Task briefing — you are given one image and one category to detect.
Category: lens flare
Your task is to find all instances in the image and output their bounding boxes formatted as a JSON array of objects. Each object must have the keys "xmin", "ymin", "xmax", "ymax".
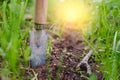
[{"xmin": 54, "ymin": 0, "xmax": 93, "ymax": 31}]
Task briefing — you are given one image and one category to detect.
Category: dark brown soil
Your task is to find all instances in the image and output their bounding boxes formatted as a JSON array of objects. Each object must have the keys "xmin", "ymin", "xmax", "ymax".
[{"xmin": 27, "ymin": 29, "xmax": 103, "ymax": 80}]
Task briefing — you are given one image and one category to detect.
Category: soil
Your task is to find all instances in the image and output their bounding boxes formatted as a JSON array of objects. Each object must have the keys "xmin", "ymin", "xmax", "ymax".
[{"xmin": 26, "ymin": 29, "xmax": 103, "ymax": 80}]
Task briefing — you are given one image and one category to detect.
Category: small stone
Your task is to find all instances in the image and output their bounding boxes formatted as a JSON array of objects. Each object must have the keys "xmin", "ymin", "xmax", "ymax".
[
  {"xmin": 63, "ymin": 65, "xmax": 66, "ymax": 68},
  {"xmin": 66, "ymin": 52, "xmax": 72, "ymax": 55},
  {"xmin": 53, "ymin": 63, "xmax": 57, "ymax": 66}
]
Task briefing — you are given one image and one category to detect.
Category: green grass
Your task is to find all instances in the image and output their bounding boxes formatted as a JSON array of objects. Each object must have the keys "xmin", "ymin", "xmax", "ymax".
[
  {"xmin": 111, "ymin": 31, "xmax": 120, "ymax": 80},
  {"xmin": 56, "ymin": 49, "xmax": 66, "ymax": 80},
  {"xmin": 46, "ymin": 36, "xmax": 53, "ymax": 80},
  {"xmin": 84, "ymin": 0, "xmax": 120, "ymax": 80},
  {"xmin": 0, "ymin": 0, "xmax": 29, "ymax": 79},
  {"xmin": 89, "ymin": 74, "xmax": 97, "ymax": 80}
]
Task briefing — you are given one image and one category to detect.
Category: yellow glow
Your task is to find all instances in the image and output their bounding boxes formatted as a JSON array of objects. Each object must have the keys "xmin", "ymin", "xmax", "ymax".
[
  {"xmin": 54, "ymin": 0, "xmax": 93, "ymax": 31},
  {"xmin": 65, "ymin": 9, "xmax": 77, "ymax": 22}
]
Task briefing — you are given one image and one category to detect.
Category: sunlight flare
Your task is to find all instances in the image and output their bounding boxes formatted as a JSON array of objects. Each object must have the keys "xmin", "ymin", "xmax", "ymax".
[{"xmin": 55, "ymin": 0, "xmax": 93, "ymax": 30}]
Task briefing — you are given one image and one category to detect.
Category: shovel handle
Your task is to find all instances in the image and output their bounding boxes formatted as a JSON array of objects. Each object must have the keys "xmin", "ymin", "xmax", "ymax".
[{"xmin": 34, "ymin": 0, "xmax": 48, "ymax": 24}]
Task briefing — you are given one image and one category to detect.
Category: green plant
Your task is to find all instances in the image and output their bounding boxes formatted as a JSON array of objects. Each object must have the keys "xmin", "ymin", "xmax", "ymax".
[
  {"xmin": 46, "ymin": 36, "xmax": 53, "ymax": 80},
  {"xmin": 0, "ymin": 0, "xmax": 28, "ymax": 79},
  {"xmin": 56, "ymin": 49, "xmax": 66, "ymax": 80},
  {"xmin": 84, "ymin": 0, "xmax": 120, "ymax": 79},
  {"xmin": 89, "ymin": 74, "xmax": 97, "ymax": 80},
  {"xmin": 111, "ymin": 31, "xmax": 120, "ymax": 80}
]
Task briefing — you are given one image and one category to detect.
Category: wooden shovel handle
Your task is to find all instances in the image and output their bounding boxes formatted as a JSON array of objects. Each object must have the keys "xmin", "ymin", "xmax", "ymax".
[{"xmin": 34, "ymin": 0, "xmax": 48, "ymax": 24}]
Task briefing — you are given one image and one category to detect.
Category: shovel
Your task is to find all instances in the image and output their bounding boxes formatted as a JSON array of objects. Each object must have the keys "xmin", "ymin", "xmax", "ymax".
[{"xmin": 30, "ymin": 0, "xmax": 48, "ymax": 68}]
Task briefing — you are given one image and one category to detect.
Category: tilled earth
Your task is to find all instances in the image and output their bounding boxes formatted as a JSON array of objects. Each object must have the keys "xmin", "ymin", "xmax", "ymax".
[{"xmin": 26, "ymin": 29, "xmax": 103, "ymax": 80}]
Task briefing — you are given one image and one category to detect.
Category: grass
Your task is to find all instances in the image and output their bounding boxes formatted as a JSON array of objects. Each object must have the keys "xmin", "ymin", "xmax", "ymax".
[
  {"xmin": 111, "ymin": 31, "xmax": 120, "ymax": 80},
  {"xmin": 56, "ymin": 49, "xmax": 66, "ymax": 80},
  {"xmin": 46, "ymin": 36, "xmax": 53, "ymax": 80},
  {"xmin": 84, "ymin": 0, "xmax": 120, "ymax": 80},
  {"xmin": 0, "ymin": 0, "xmax": 29, "ymax": 79},
  {"xmin": 89, "ymin": 74, "xmax": 97, "ymax": 80}
]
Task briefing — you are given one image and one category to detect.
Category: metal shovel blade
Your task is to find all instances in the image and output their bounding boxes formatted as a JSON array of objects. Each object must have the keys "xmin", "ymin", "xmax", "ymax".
[{"xmin": 30, "ymin": 30, "xmax": 48, "ymax": 68}]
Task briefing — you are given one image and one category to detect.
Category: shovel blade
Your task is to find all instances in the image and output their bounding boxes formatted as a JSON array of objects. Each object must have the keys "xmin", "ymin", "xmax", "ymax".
[{"xmin": 30, "ymin": 30, "xmax": 48, "ymax": 68}]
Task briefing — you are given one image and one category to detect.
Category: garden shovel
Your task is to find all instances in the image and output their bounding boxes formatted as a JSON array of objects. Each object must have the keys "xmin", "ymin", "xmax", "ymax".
[{"xmin": 30, "ymin": 0, "xmax": 48, "ymax": 68}]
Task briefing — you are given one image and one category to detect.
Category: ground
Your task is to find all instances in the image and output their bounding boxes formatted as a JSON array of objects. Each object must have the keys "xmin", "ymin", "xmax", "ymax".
[{"xmin": 25, "ymin": 29, "xmax": 103, "ymax": 80}]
